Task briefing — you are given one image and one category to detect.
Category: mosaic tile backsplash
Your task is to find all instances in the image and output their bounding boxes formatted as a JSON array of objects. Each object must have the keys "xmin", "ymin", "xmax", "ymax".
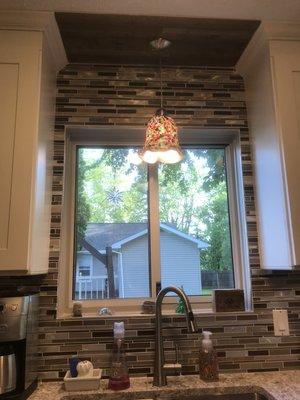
[{"xmin": 1, "ymin": 64, "xmax": 299, "ymax": 380}]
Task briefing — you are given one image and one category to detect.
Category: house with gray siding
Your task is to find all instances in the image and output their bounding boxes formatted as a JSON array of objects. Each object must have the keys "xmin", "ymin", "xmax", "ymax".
[{"xmin": 75, "ymin": 223, "xmax": 209, "ymax": 299}]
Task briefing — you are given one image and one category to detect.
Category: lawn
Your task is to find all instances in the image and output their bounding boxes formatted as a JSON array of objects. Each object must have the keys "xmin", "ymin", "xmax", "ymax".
[{"xmin": 201, "ymin": 288, "xmax": 213, "ymax": 296}]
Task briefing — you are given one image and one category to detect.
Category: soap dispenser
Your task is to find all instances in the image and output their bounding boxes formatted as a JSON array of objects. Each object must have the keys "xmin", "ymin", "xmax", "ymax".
[
  {"xmin": 199, "ymin": 331, "xmax": 219, "ymax": 381},
  {"xmin": 108, "ymin": 322, "xmax": 130, "ymax": 390}
]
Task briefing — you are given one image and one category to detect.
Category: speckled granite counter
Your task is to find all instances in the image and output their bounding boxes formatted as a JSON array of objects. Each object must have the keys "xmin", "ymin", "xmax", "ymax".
[{"xmin": 29, "ymin": 371, "xmax": 300, "ymax": 400}]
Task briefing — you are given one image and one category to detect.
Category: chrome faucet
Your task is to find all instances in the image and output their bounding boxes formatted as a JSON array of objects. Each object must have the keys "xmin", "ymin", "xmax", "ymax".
[{"xmin": 153, "ymin": 286, "xmax": 197, "ymax": 387}]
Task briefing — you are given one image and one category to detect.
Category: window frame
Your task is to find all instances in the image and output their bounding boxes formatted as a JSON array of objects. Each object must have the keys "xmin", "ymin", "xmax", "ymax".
[
  {"xmin": 57, "ymin": 126, "xmax": 251, "ymax": 317},
  {"xmin": 77, "ymin": 264, "xmax": 92, "ymax": 278}
]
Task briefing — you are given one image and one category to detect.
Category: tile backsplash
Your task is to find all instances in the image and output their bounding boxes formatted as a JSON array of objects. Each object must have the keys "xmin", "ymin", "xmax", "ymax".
[{"xmin": 1, "ymin": 64, "xmax": 299, "ymax": 380}]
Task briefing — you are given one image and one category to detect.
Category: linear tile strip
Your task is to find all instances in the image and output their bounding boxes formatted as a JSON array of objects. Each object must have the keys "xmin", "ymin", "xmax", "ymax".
[{"xmin": 1, "ymin": 64, "xmax": 299, "ymax": 380}]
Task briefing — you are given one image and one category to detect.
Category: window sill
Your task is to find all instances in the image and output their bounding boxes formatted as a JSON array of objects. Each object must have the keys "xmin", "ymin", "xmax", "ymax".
[{"xmin": 57, "ymin": 308, "xmax": 253, "ymax": 320}]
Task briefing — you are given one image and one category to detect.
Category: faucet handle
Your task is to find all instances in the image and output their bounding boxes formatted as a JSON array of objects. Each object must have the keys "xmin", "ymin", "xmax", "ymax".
[{"xmin": 162, "ymin": 344, "xmax": 182, "ymax": 374}]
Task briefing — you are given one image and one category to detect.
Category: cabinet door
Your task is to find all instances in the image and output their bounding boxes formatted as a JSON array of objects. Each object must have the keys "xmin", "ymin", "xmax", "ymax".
[
  {"xmin": 271, "ymin": 42, "xmax": 300, "ymax": 266},
  {"xmin": 0, "ymin": 31, "xmax": 41, "ymax": 271}
]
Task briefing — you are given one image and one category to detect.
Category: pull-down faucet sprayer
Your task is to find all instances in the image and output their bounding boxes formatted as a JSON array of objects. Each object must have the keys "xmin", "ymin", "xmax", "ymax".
[{"xmin": 153, "ymin": 286, "xmax": 197, "ymax": 387}]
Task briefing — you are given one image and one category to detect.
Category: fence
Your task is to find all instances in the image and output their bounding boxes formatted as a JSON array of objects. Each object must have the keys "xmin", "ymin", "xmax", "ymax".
[
  {"xmin": 201, "ymin": 270, "xmax": 234, "ymax": 289},
  {"xmin": 75, "ymin": 271, "xmax": 234, "ymax": 300}
]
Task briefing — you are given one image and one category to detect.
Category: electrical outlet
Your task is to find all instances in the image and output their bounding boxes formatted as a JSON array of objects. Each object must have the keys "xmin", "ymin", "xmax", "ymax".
[{"xmin": 273, "ymin": 309, "xmax": 290, "ymax": 336}]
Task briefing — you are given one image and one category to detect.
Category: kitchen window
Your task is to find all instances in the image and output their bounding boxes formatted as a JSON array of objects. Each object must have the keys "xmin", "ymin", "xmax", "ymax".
[{"xmin": 59, "ymin": 127, "xmax": 250, "ymax": 316}]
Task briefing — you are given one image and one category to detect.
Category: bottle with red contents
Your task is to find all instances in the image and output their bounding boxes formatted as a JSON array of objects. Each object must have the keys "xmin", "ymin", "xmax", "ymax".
[
  {"xmin": 199, "ymin": 331, "xmax": 219, "ymax": 382},
  {"xmin": 108, "ymin": 322, "xmax": 130, "ymax": 390}
]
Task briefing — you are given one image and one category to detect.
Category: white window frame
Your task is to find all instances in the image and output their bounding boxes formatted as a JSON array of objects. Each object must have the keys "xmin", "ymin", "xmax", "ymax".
[
  {"xmin": 77, "ymin": 263, "xmax": 92, "ymax": 279},
  {"xmin": 57, "ymin": 126, "xmax": 251, "ymax": 318}
]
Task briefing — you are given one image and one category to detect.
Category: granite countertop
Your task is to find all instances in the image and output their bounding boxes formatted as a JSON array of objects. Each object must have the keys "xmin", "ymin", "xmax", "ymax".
[{"xmin": 29, "ymin": 371, "xmax": 300, "ymax": 400}]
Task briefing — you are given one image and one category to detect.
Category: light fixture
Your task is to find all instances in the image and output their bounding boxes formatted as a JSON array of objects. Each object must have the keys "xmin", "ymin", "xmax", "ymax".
[{"xmin": 139, "ymin": 38, "xmax": 183, "ymax": 164}]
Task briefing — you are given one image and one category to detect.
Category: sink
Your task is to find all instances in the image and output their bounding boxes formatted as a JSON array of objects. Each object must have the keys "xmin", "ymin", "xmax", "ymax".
[
  {"xmin": 62, "ymin": 391, "xmax": 270, "ymax": 400},
  {"xmin": 62, "ymin": 390, "xmax": 271, "ymax": 400},
  {"xmin": 155, "ymin": 394, "xmax": 269, "ymax": 400}
]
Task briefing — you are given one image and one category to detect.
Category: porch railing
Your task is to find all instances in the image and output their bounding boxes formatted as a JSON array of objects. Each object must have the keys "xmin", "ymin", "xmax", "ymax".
[{"xmin": 75, "ymin": 275, "xmax": 118, "ymax": 300}]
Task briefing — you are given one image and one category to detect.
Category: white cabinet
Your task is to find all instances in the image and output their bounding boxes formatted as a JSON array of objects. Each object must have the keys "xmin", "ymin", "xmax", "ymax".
[
  {"xmin": 0, "ymin": 14, "xmax": 66, "ymax": 274},
  {"xmin": 237, "ymin": 22, "xmax": 300, "ymax": 269}
]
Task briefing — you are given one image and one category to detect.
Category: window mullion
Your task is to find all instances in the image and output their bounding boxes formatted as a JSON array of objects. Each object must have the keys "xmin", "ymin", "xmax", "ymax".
[
  {"xmin": 225, "ymin": 142, "xmax": 251, "ymax": 310},
  {"xmin": 148, "ymin": 164, "xmax": 161, "ymax": 299}
]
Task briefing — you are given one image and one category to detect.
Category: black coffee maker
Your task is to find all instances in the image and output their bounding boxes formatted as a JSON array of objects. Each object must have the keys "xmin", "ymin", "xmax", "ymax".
[{"xmin": 0, "ymin": 295, "xmax": 38, "ymax": 400}]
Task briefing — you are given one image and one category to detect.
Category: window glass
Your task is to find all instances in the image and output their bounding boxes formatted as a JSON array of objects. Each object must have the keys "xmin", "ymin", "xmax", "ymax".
[
  {"xmin": 74, "ymin": 147, "xmax": 150, "ymax": 300},
  {"xmin": 77, "ymin": 265, "xmax": 91, "ymax": 277},
  {"xmin": 73, "ymin": 145, "xmax": 235, "ymax": 302},
  {"xmin": 158, "ymin": 148, "xmax": 234, "ymax": 296}
]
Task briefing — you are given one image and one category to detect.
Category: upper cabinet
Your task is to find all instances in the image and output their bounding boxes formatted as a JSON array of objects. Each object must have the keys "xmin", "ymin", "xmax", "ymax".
[
  {"xmin": 0, "ymin": 12, "xmax": 67, "ymax": 274},
  {"xmin": 237, "ymin": 22, "xmax": 300, "ymax": 270}
]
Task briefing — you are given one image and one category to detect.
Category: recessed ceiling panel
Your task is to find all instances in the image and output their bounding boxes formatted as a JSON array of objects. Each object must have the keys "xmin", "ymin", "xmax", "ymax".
[{"xmin": 55, "ymin": 13, "xmax": 260, "ymax": 66}]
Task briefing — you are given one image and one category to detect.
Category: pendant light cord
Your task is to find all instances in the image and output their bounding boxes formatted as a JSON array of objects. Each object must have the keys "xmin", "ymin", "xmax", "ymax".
[{"xmin": 159, "ymin": 56, "xmax": 163, "ymax": 110}]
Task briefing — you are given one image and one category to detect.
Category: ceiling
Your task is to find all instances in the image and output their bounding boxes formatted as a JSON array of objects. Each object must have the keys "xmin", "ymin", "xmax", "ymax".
[
  {"xmin": 55, "ymin": 13, "xmax": 260, "ymax": 66},
  {"xmin": 1, "ymin": 0, "xmax": 300, "ymax": 22}
]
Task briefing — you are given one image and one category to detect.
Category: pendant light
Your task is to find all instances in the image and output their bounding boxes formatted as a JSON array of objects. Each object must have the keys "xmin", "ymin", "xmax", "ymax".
[{"xmin": 139, "ymin": 38, "xmax": 183, "ymax": 164}]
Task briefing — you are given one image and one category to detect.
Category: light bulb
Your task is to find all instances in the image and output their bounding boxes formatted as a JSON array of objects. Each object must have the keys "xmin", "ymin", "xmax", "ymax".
[
  {"xmin": 141, "ymin": 150, "xmax": 159, "ymax": 164},
  {"xmin": 158, "ymin": 149, "xmax": 183, "ymax": 164}
]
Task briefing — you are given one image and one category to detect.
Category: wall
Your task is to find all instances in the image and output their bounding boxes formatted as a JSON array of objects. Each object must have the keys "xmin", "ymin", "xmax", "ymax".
[
  {"xmin": 1, "ymin": 63, "xmax": 299, "ymax": 380},
  {"xmin": 159, "ymin": 230, "xmax": 202, "ymax": 294},
  {"xmin": 122, "ymin": 235, "xmax": 150, "ymax": 298}
]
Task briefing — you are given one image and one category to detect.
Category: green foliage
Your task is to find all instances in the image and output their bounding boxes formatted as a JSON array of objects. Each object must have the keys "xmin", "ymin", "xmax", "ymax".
[
  {"xmin": 81, "ymin": 148, "xmax": 148, "ymax": 223},
  {"xmin": 175, "ymin": 286, "xmax": 186, "ymax": 314},
  {"xmin": 158, "ymin": 150, "xmax": 201, "ymax": 233},
  {"xmin": 76, "ymin": 151, "xmax": 91, "ymax": 239},
  {"xmin": 199, "ymin": 182, "xmax": 233, "ymax": 271},
  {"xmin": 102, "ymin": 148, "xmax": 130, "ymax": 171},
  {"xmin": 202, "ymin": 149, "xmax": 226, "ymax": 191},
  {"xmin": 76, "ymin": 147, "xmax": 233, "ymax": 272}
]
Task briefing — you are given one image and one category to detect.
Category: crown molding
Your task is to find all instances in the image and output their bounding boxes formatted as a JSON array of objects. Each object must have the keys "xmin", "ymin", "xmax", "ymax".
[
  {"xmin": 0, "ymin": 11, "xmax": 67, "ymax": 71},
  {"xmin": 236, "ymin": 21, "xmax": 300, "ymax": 77}
]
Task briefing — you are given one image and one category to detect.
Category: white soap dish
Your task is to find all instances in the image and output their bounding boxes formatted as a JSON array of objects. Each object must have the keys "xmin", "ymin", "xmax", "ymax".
[{"xmin": 63, "ymin": 369, "xmax": 102, "ymax": 391}]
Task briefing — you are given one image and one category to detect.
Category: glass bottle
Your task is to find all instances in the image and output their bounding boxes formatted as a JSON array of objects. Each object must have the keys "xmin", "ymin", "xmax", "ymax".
[
  {"xmin": 108, "ymin": 322, "xmax": 130, "ymax": 390},
  {"xmin": 199, "ymin": 331, "xmax": 219, "ymax": 381}
]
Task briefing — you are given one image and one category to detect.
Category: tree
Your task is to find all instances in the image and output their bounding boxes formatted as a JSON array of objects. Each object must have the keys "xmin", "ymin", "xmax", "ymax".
[
  {"xmin": 76, "ymin": 147, "xmax": 233, "ymax": 273},
  {"xmin": 76, "ymin": 151, "xmax": 91, "ymax": 239},
  {"xmin": 199, "ymin": 182, "xmax": 233, "ymax": 271},
  {"xmin": 84, "ymin": 149, "xmax": 148, "ymax": 223},
  {"xmin": 201, "ymin": 149, "xmax": 226, "ymax": 191}
]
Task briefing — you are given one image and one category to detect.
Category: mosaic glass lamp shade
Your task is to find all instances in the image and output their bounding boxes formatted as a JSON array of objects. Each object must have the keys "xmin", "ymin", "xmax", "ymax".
[{"xmin": 139, "ymin": 109, "xmax": 183, "ymax": 164}]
